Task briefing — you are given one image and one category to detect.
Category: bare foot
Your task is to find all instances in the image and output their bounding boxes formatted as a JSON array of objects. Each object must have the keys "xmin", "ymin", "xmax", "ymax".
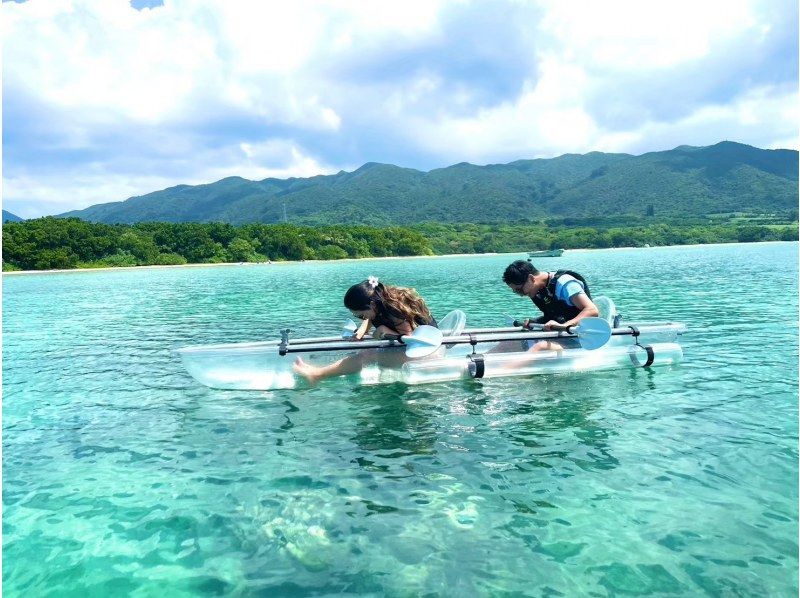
[{"xmin": 293, "ymin": 357, "xmax": 323, "ymax": 385}]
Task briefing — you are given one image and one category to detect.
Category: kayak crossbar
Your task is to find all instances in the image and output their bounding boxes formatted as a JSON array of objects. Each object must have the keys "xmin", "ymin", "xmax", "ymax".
[
  {"xmin": 278, "ymin": 338, "xmax": 405, "ymax": 354},
  {"xmin": 275, "ymin": 323, "xmax": 684, "ymax": 355}
]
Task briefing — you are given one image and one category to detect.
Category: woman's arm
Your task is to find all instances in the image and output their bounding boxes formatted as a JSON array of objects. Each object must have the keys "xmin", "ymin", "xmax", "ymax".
[
  {"xmin": 353, "ymin": 318, "xmax": 372, "ymax": 340},
  {"xmin": 373, "ymin": 319, "xmax": 414, "ymax": 338}
]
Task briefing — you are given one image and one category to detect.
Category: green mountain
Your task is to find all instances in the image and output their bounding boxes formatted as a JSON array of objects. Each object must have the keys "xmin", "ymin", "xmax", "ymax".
[
  {"xmin": 60, "ymin": 141, "xmax": 798, "ymax": 225},
  {"xmin": 2, "ymin": 210, "xmax": 23, "ymax": 223}
]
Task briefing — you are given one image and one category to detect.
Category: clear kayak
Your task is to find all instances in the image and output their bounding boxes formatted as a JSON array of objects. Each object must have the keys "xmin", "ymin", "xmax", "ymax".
[
  {"xmin": 175, "ymin": 310, "xmax": 467, "ymax": 390},
  {"xmin": 175, "ymin": 304, "xmax": 686, "ymax": 390}
]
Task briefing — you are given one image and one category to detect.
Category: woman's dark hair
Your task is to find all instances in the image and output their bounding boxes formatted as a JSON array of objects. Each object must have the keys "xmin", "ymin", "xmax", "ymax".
[
  {"xmin": 502, "ymin": 260, "xmax": 539, "ymax": 285},
  {"xmin": 343, "ymin": 281, "xmax": 375, "ymax": 311},
  {"xmin": 343, "ymin": 280, "xmax": 432, "ymax": 327}
]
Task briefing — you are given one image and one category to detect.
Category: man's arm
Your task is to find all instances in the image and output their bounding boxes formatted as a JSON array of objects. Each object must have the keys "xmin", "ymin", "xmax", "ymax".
[{"xmin": 542, "ymin": 291, "xmax": 599, "ymax": 330}]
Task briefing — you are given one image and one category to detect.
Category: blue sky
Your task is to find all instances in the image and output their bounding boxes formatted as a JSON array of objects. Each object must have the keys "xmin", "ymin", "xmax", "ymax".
[{"xmin": 3, "ymin": 0, "xmax": 798, "ymax": 218}]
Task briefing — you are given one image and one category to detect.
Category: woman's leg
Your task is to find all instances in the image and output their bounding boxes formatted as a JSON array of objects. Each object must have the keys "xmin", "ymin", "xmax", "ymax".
[
  {"xmin": 293, "ymin": 348, "xmax": 411, "ymax": 384},
  {"xmin": 293, "ymin": 352, "xmax": 368, "ymax": 384},
  {"xmin": 528, "ymin": 340, "xmax": 564, "ymax": 352}
]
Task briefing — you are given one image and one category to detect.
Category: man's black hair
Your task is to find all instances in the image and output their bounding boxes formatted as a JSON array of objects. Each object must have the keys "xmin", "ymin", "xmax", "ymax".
[{"xmin": 502, "ymin": 260, "xmax": 540, "ymax": 285}]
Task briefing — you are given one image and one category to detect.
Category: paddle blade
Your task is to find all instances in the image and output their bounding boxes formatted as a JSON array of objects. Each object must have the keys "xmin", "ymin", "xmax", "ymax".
[
  {"xmin": 404, "ymin": 325, "xmax": 444, "ymax": 358},
  {"xmin": 341, "ymin": 319, "xmax": 358, "ymax": 338},
  {"xmin": 574, "ymin": 317, "xmax": 612, "ymax": 350}
]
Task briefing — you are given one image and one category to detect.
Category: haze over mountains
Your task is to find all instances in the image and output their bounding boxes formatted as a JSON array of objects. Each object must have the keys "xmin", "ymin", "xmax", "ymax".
[{"xmin": 60, "ymin": 142, "xmax": 798, "ymax": 226}]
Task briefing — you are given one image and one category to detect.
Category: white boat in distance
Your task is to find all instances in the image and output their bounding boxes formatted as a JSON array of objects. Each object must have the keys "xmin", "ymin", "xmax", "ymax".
[{"xmin": 528, "ymin": 248, "xmax": 564, "ymax": 258}]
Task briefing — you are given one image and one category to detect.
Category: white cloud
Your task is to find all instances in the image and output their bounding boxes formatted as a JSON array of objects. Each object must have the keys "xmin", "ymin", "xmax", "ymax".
[
  {"xmin": 2, "ymin": 0, "xmax": 347, "ymax": 127},
  {"xmin": 408, "ymin": 76, "xmax": 798, "ymax": 164},
  {"xmin": 2, "ymin": 0, "xmax": 797, "ymax": 216},
  {"xmin": 592, "ymin": 85, "xmax": 800, "ymax": 153},
  {"xmin": 541, "ymin": 0, "xmax": 756, "ymax": 71},
  {"xmin": 411, "ymin": 97, "xmax": 597, "ymax": 162},
  {"xmin": 408, "ymin": 55, "xmax": 598, "ymax": 160},
  {"xmin": 3, "ymin": 172, "xmax": 181, "ymax": 217},
  {"xmin": 3, "ymin": 139, "xmax": 337, "ymax": 217},
  {"xmin": 397, "ymin": 0, "xmax": 797, "ymax": 163},
  {"xmin": 226, "ymin": 139, "xmax": 339, "ymax": 180}
]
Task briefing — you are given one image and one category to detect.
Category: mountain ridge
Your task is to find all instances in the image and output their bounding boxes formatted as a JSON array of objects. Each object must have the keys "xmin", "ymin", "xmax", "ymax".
[
  {"xmin": 60, "ymin": 141, "xmax": 798, "ymax": 225},
  {"xmin": 2, "ymin": 210, "xmax": 24, "ymax": 223}
]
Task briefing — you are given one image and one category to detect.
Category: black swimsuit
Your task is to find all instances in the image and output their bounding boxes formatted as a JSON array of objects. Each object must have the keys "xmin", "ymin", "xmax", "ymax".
[{"xmin": 372, "ymin": 311, "xmax": 437, "ymax": 333}]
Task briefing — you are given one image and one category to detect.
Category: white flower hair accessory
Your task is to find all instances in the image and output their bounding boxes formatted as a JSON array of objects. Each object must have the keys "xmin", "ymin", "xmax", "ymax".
[{"xmin": 367, "ymin": 276, "xmax": 379, "ymax": 289}]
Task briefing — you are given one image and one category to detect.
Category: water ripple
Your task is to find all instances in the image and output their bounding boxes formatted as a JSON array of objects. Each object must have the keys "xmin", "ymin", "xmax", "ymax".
[{"xmin": 3, "ymin": 242, "xmax": 798, "ymax": 596}]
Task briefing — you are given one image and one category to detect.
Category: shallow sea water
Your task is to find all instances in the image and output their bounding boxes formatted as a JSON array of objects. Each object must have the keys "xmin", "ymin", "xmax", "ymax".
[{"xmin": 3, "ymin": 242, "xmax": 798, "ymax": 596}]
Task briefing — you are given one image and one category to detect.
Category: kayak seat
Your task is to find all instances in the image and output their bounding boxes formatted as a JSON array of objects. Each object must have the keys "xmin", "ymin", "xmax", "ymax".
[
  {"xmin": 438, "ymin": 309, "xmax": 467, "ymax": 336},
  {"xmin": 593, "ymin": 296, "xmax": 618, "ymax": 326}
]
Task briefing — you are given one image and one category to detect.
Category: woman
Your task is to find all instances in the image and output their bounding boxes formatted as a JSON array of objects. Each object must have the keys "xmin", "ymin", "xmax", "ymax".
[{"xmin": 293, "ymin": 277, "xmax": 437, "ymax": 384}]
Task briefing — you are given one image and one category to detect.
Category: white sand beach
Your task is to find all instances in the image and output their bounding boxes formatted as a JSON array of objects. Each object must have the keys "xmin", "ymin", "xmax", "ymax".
[{"xmin": 1, "ymin": 252, "xmax": 503, "ymax": 276}]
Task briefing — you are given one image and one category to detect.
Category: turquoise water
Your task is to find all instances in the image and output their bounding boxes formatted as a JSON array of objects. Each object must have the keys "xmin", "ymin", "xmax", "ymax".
[{"xmin": 3, "ymin": 242, "xmax": 797, "ymax": 596}]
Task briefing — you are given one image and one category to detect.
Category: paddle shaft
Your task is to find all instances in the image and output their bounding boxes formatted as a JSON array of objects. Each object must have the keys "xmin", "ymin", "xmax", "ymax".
[
  {"xmin": 465, "ymin": 324, "xmax": 670, "ymax": 335},
  {"xmin": 512, "ymin": 319, "xmax": 593, "ymax": 334},
  {"xmin": 423, "ymin": 323, "xmax": 665, "ymax": 351},
  {"xmin": 513, "ymin": 319, "xmax": 546, "ymax": 331},
  {"xmin": 274, "ymin": 323, "xmax": 679, "ymax": 355},
  {"xmin": 277, "ymin": 329, "xmax": 577, "ymax": 355}
]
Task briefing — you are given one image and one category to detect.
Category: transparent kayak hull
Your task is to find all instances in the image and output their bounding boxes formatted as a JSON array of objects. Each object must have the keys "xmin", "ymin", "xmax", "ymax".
[
  {"xmin": 176, "ymin": 321, "xmax": 685, "ymax": 390},
  {"xmin": 177, "ymin": 345, "xmax": 362, "ymax": 390},
  {"xmin": 175, "ymin": 310, "xmax": 468, "ymax": 391},
  {"xmin": 399, "ymin": 342, "xmax": 683, "ymax": 385}
]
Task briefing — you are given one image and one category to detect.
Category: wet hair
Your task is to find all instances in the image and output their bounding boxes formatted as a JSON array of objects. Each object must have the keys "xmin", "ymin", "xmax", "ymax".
[
  {"xmin": 502, "ymin": 260, "xmax": 540, "ymax": 285},
  {"xmin": 343, "ymin": 280, "xmax": 432, "ymax": 328}
]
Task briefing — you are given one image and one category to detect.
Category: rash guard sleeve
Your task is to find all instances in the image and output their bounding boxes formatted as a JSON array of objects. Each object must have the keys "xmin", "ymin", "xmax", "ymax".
[{"xmin": 554, "ymin": 275, "xmax": 586, "ymax": 307}]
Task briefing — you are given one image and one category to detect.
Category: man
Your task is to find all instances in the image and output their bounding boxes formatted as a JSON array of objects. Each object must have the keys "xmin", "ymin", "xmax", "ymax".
[{"xmin": 502, "ymin": 260, "xmax": 599, "ymax": 351}]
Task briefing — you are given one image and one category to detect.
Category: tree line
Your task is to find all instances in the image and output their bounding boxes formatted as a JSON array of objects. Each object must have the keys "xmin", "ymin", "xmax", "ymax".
[
  {"xmin": 412, "ymin": 221, "xmax": 798, "ymax": 255},
  {"xmin": 1, "ymin": 218, "xmax": 432, "ymax": 270},
  {"xmin": 1, "ymin": 216, "xmax": 797, "ymax": 271}
]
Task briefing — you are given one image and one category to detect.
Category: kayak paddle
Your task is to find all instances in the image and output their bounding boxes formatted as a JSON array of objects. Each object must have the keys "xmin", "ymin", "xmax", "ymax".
[
  {"xmin": 342, "ymin": 319, "xmax": 358, "ymax": 338},
  {"xmin": 341, "ymin": 317, "xmax": 373, "ymax": 340},
  {"xmin": 512, "ymin": 316, "xmax": 612, "ymax": 350},
  {"xmin": 382, "ymin": 325, "xmax": 444, "ymax": 358}
]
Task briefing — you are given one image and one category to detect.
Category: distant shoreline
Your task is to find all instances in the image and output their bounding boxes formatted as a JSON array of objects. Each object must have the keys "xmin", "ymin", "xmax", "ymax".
[
  {"xmin": 2, "ymin": 240, "xmax": 795, "ymax": 276},
  {"xmin": 1, "ymin": 252, "xmax": 498, "ymax": 276}
]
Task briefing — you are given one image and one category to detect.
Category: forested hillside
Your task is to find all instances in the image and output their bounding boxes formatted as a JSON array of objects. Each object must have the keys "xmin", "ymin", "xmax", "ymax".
[{"xmin": 60, "ymin": 142, "xmax": 798, "ymax": 226}]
